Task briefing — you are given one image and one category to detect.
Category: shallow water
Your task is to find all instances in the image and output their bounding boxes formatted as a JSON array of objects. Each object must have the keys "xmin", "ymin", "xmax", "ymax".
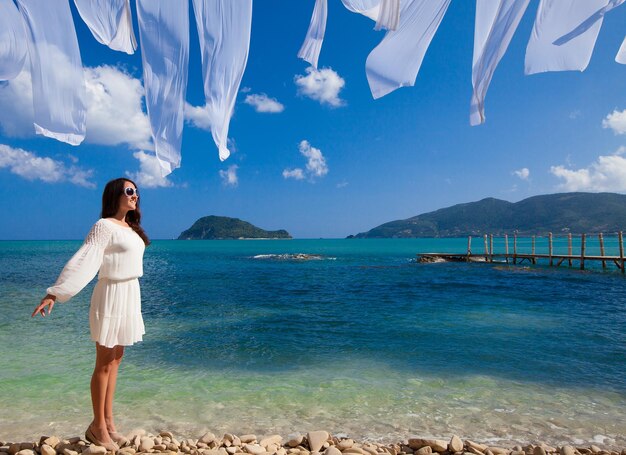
[{"xmin": 1, "ymin": 239, "xmax": 625, "ymax": 446}]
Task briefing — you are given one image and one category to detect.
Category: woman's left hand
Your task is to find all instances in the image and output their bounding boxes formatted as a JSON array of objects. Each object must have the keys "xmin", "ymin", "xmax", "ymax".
[{"xmin": 32, "ymin": 294, "xmax": 56, "ymax": 318}]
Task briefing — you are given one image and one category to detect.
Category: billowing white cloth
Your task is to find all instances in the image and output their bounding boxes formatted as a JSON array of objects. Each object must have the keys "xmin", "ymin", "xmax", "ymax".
[
  {"xmin": 136, "ymin": 0, "xmax": 189, "ymax": 175},
  {"xmin": 525, "ymin": 0, "xmax": 618, "ymax": 74},
  {"xmin": 0, "ymin": 0, "xmax": 27, "ymax": 81},
  {"xmin": 73, "ymin": 0, "xmax": 136, "ymax": 54},
  {"xmin": 366, "ymin": 0, "xmax": 451, "ymax": 100},
  {"xmin": 470, "ymin": 0, "xmax": 530, "ymax": 126},
  {"xmin": 298, "ymin": 0, "xmax": 327, "ymax": 69},
  {"xmin": 617, "ymin": 36, "xmax": 626, "ymax": 63},
  {"xmin": 342, "ymin": 0, "xmax": 400, "ymax": 31},
  {"xmin": 47, "ymin": 219, "xmax": 146, "ymax": 348},
  {"xmin": 191, "ymin": 0, "xmax": 252, "ymax": 162},
  {"xmin": 15, "ymin": 0, "xmax": 86, "ymax": 145}
]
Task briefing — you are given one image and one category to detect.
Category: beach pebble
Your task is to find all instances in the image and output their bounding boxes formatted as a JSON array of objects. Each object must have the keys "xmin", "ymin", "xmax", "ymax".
[
  {"xmin": 9, "ymin": 444, "xmax": 21, "ymax": 455},
  {"xmin": 449, "ymin": 437, "xmax": 464, "ymax": 454},
  {"xmin": 307, "ymin": 433, "xmax": 329, "ymax": 454},
  {"xmin": 560, "ymin": 447, "xmax": 575, "ymax": 455},
  {"xmin": 140, "ymin": 437, "xmax": 155, "ymax": 452},
  {"xmin": 154, "ymin": 444, "xmax": 168, "ymax": 451},
  {"xmin": 81, "ymin": 445, "xmax": 107, "ymax": 455},
  {"xmin": 40, "ymin": 445, "xmax": 56, "ymax": 455},
  {"xmin": 590, "ymin": 448, "xmax": 602, "ymax": 454},
  {"xmin": 534, "ymin": 448, "xmax": 546, "ymax": 455},
  {"xmin": 408, "ymin": 440, "xmax": 448, "ymax": 453},
  {"xmin": 288, "ymin": 437, "xmax": 304, "ymax": 449},
  {"xmin": 159, "ymin": 432, "xmax": 174, "ymax": 440},
  {"xmin": 489, "ymin": 448, "xmax": 509, "ymax": 455},
  {"xmin": 226, "ymin": 448, "xmax": 238, "ymax": 454},
  {"xmin": 62, "ymin": 449, "xmax": 78, "ymax": 455},
  {"xmin": 324, "ymin": 448, "xmax": 342, "ymax": 455},
  {"xmin": 244, "ymin": 444, "xmax": 265, "ymax": 455},
  {"xmin": 16, "ymin": 450, "xmax": 35, "ymax": 455},
  {"xmin": 19, "ymin": 444, "xmax": 35, "ymax": 451},
  {"xmin": 337, "ymin": 440, "xmax": 354, "ymax": 451},
  {"xmin": 416, "ymin": 447, "xmax": 432, "ymax": 455},
  {"xmin": 261, "ymin": 437, "xmax": 283, "ymax": 448},
  {"xmin": 466, "ymin": 442, "xmax": 488, "ymax": 453},
  {"xmin": 240, "ymin": 437, "xmax": 257, "ymax": 445},
  {"xmin": 342, "ymin": 449, "xmax": 365, "ymax": 455},
  {"xmin": 200, "ymin": 434, "xmax": 217, "ymax": 445}
]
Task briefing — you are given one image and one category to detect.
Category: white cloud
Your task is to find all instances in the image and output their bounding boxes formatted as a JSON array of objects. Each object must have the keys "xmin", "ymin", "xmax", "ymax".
[
  {"xmin": 300, "ymin": 140, "xmax": 328, "ymax": 178},
  {"xmin": 0, "ymin": 66, "xmax": 152, "ymax": 149},
  {"xmin": 513, "ymin": 167, "xmax": 530, "ymax": 180},
  {"xmin": 219, "ymin": 164, "xmax": 239, "ymax": 187},
  {"xmin": 550, "ymin": 149, "xmax": 626, "ymax": 192},
  {"xmin": 126, "ymin": 151, "xmax": 173, "ymax": 188},
  {"xmin": 295, "ymin": 67, "xmax": 346, "ymax": 107},
  {"xmin": 283, "ymin": 168, "xmax": 305, "ymax": 180},
  {"xmin": 83, "ymin": 66, "xmax": 152, "ymax": 149},
  {"xmin": 569, "ymin": 110, "xmax": 581, "ymax": 120},
  {"xmin": 603, "ymin": 109, "xmax": 626, "ymax": 135},
  {"xmin": 184, "ymin": 102, "xmax": 213, "ymax": 131},
  {"xmin": 0, "ymin": 144, "xmax": 95, "ymax": 187},
  {"xmin": 244, "ymin": 93, "xmax": 284, "ymax": 113},
  {"xmin": 336, "ymin": 181, "xmax": 348, "ymax": 188},
  {"xmin": 283, "ymin": 140, "xmax": 328, "ymax": 182}
]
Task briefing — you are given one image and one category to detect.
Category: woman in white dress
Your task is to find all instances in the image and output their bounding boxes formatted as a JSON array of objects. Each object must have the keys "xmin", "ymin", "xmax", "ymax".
[{"xmin": 32, "ymin": 178, "xmax": 150, "ymax": 452}]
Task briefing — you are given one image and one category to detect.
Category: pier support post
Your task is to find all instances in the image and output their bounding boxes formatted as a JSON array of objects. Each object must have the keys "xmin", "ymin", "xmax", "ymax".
[
  {"xmin": 531, "ymin": 235, "xmax": 536, "ymax": 264},
  {"xmin": 580, "ymin": 233, "xmax": 586, "ymax": 270},
  {"xmin": 617, "ymin": 231, "xmax": 626, "ymax": 274},
  {"xmin": 489, "ymin": 234, "xmax": 494, "ymax": 263},
  {"xmin": 504, "ymin": 234, "xmax": 509, "ymax": 263},
  {"xmin": 467, "ymin": 236, "xmax": 472, "ymax": 261},
  {"xmin": 513, "ymin": 234, "xmax": 517, "ymax": 264},
  {"xmin": 549, "ymin": 232, "xmax": 553, "ymax": 267},
  {"xmin": 568, "ymin": 233, "xmax": 573, "ymax": 267},
  {"xmin": 483, "ymin": 234, "xmax": 489, "ymax": 262},
  {"xmin": 599, "ymin": 233, "xmax": 606, "ymax": 270}
]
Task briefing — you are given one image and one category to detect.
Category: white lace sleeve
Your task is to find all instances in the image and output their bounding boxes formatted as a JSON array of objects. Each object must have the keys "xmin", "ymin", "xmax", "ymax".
[{"xmin": 46, "ymin": 220, "xmax": 113, "ymax": 303}]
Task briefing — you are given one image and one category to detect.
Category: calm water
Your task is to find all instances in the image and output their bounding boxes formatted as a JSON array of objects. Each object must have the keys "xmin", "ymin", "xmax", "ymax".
[{"xmin": 0, "ymin": 239, "xmax": 625, "ymax": 446}]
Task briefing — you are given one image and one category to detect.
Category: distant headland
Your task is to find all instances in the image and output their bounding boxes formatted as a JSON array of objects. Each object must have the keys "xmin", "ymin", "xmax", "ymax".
[
  {"xmin": 178, "ymin": 216, "xmax": 291, "ymax": 240},
  {"xmin": 350, "ymin": 192, "xmax": 626, "ymax": 238}
]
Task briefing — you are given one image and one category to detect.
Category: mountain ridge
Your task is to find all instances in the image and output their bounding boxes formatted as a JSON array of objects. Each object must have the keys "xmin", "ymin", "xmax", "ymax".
[{"xmin": 351, "ymin": 192, "xmax": 626, "ymax": 238}]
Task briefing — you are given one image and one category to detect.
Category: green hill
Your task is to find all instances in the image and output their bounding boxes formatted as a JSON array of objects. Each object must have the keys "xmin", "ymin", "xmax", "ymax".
[
  {"xmin": 351, "ymin": 192, "xmax": 626, "ymax": 238},
  {"xmin": 178, "ymin": 216, "xmax": 291, "ymax": 240}
]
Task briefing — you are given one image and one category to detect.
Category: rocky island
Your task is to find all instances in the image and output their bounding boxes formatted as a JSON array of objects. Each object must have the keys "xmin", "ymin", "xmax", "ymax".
[{"xmin": 178, "ymin": 216, "xmax": 291, "ymax": 240}]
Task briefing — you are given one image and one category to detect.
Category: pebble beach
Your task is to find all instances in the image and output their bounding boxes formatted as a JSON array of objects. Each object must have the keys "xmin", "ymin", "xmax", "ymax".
[{"xmin": 2, "ymin": 431, "xmax": 626, "ymax": 455}]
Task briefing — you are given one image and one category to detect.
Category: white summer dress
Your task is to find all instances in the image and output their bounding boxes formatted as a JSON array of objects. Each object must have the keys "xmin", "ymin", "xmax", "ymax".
[{"xmin": 47, "ymin": 218, "xmax": 146, "ymax": 348}]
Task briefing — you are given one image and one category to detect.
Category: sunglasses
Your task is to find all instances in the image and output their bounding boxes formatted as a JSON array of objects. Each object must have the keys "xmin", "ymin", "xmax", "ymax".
[{"xmin": 124, "ymin": 187, "xmax": 139, "ymax": 197}]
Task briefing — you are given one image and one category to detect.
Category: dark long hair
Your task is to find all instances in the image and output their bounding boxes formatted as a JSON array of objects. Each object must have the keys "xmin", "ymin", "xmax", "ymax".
[{"xmin": 101, "ymin": 177, "xmax": 150, "ymax": 246}]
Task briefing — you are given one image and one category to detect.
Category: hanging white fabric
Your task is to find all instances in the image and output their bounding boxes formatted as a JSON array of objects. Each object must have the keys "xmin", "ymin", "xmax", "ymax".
[
  {"xmin": 136, "ymin": 0, "xmax": 189, "ymax": 175},
  {"xmin": 470, "ymin": 0, "xmax": 530, "ymax": 126},
  {"xmin": 0, "ymin": 0, "xmax": 28, "ymax": 81},
  {"xmin": 191, "ymin": 0, "xmax": 252, "ymax": 162},
  {"xmin": 342, "ymin": 0, "xmax": 400, "ymax": 31},
  {"xmin": 525, "ymin": 0, "xmax": 618, "ymax": 74},
  {"xmin": 298, "ymin": 0, "xmax": 327, "ymax": 69},
  {"xmin": 15, "ymin": 0, "xmax": 86, "ymax": 145},
  {"xmin": 73, "ymin": 0, "xmax": 137, "ymax": 54},
  {"xmin": 366, "ymin": 0, "xmax": 451, "ymax": 100},
  {"xmin": 617, "ymin": 36, "xmax": 626, "ymax": 63}
]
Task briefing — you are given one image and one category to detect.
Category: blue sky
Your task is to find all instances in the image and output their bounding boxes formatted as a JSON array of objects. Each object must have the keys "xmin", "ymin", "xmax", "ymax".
[{"xmin": 1, "ymin": 1, "xmax": 626, "ymax": 239}]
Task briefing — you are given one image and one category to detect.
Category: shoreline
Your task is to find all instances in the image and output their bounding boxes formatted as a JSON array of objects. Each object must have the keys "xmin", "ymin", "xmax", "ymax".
[{"xmin": 2, "ymin": 431, "xmax": 625, "ymax": 455}]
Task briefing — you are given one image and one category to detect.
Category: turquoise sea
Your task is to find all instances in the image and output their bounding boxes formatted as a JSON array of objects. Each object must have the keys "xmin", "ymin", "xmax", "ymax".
[{"xmin": 1, "ymin": 238, "xmax": 625, "ymax": 446}]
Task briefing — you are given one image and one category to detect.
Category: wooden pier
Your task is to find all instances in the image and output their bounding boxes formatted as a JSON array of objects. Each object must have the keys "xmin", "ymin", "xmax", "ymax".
[{"xmin": 417, "ymin": 231, "xmax": 625, "ymax": 273}]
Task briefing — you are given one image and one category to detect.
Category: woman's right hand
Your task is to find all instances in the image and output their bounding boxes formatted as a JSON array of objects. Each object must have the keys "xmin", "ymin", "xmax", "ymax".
[{"xmin": 32, "ymin": 294, "xmax": 56, "ymax": 318}]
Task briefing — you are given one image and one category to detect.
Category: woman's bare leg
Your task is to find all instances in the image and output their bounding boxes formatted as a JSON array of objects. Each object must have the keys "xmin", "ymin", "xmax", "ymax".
[
  {"xmin": 90, "ymin": 343, "xmax": 118, "ymax": 445},
  {"xmin": 104, "ymin": 345, "xmax": 124, "ymax": 434}
]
